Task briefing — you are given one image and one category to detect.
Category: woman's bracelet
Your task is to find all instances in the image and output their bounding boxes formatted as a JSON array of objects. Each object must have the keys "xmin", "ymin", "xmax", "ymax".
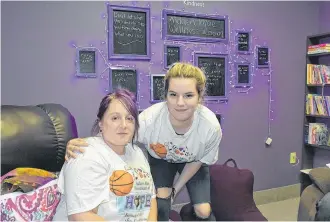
[{"xmin": 171, "ymin": 187, "xmax": 176, "ymax": 198}]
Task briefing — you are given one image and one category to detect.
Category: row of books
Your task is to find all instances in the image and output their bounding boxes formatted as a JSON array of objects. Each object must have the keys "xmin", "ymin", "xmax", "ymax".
[
  {"xmin": 304, "ymin": 123, "xmax": 329, "ymax": 145},
  {"xmin": 307, "ymin": 43, "xmax": 330, "ymax": 54},
  {"xmin": 306, "ymin": 94, "xmax": 330, "ymax": 116},
  {"xmin": 306, "ymin": 64, "xmax": 330, "ymax": 84}
]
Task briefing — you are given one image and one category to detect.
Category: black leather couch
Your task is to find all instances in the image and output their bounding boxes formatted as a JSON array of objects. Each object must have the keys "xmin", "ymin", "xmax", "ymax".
[{"xmin": 1, "ymin": 104, "xmax": 78, "ymax": 176}]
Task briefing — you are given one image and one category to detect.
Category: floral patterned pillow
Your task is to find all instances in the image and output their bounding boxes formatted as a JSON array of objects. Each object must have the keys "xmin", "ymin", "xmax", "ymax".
[{"xmin": 0, "ymin": 168, "xmax": 61, "ymax": 222}]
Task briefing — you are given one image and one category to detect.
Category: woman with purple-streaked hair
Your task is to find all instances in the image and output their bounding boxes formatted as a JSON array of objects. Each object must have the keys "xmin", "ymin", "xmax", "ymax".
[{"xmin": 53, "ymin": 88, "xmax": 157, "ymax": 221}]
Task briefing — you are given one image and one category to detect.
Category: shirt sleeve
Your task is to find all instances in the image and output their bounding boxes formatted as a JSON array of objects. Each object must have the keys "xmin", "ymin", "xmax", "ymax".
[
  {"xmin": 136, "ymin": 110, "xmax": 148, "ymax": 145},
  {"xmin": 200, "ymin": 125, "xmax": 222, "ymax": 165},
  {"xmin": 63, "ymin": 153, "xmax": 109, "ymax": 215}
]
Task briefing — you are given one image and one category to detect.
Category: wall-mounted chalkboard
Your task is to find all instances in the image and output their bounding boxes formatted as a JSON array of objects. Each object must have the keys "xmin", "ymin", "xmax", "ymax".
[
  {"xmin": 76, "ymin": 49, "xmax": 97, "ymax": 78},
  {"xmin": 235, "ymin": 63, "xmax": 251, "ymax": 87},
  {"xmin": 108, "ymin": 5, "xmax": 150, "ymax": 60},
  {"xmin": 109, "ymin": 68, "xmax": 138, "ymax": 97},
  {"xmin": 194, "ymin": 53, "xmax": 228, "ymax": 100},
  {"xmin": 162, "ymin": 9, "xmax": 228, "ymax": 43},
  {"xmin": 256, "ymin": 46, "xmax": 269, "ymax": 68},
  {"xmin": 164, "ymin": 45, "xmax": 180, "ymax": 69},
  {"xmin": 235, "ymin": 31, "xmax": 251, "ymax": 54},
  {"xmin": 150, "ymin": 74, "xmax": 165, "ymax": 102}
]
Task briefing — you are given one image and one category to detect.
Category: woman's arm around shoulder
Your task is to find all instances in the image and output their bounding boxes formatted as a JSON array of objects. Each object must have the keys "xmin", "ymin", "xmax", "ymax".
[{"xmin": 69, "ymin": 207, "xmax": 105, "ymax": 221}]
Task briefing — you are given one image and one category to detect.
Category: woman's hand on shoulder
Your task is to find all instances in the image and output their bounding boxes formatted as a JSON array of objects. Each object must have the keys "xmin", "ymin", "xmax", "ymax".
[{"xmin": 65, "ymin": 138, "xmax": 89, "ymax": 161}]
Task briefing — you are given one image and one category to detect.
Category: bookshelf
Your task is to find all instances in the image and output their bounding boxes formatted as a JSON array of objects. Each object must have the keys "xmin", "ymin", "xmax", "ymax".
[{"xmin": 301, "ymin": 32, "xmax": 330, "ymax": 193}]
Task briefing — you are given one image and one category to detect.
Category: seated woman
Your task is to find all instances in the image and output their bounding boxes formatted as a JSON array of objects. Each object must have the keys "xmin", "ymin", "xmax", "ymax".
[{"xmin": 53, "ymin": 89, "xmax": 157, "ymax": 221}]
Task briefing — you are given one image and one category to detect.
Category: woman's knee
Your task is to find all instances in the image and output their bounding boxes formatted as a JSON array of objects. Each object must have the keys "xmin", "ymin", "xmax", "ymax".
[
  {"xmin": 193, "ymin": 203, "xmax": 212, "ymax": 218},
  {"xmin": 156, "ymin": 187, "xmax": 172, "ymax": 199}
]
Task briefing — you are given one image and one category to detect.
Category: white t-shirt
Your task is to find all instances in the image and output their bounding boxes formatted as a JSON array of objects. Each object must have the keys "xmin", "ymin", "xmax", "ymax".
[
  {"xmin": 138, "ymin": 102, "xmax": 222, "ymax": 164},
  {"xmin": 53, "ymin": 136, "xmax": 155, "ymax": 222}
]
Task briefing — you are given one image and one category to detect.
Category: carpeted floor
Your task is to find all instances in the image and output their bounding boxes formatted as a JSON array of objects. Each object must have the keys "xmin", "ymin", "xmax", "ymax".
[
  {"xmin": 172, "ymin": 197, "xmax": 300, "ymax": 221},
  {"xmin": 257, "ymin": 197, "xmax": 300, "ymax": 221}
]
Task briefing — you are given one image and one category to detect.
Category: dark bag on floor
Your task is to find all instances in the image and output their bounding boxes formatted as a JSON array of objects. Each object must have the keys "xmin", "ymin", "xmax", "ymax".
[
  {"xmin": 209, "ymin": 158, "xmax": 267, "ymax": 221},
  {"xmin": 180, "ymin": 159, "xmax": 267, "ymax": 221}
]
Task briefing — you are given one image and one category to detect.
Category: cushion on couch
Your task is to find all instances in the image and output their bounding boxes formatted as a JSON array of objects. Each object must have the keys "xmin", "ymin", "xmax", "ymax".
[
  {"xmin": 0, "ymin": 179, "xmax": 61, "ymax": 221},
  {"xmin": 297, "ymin": 184, "xmax": 324, "ymax": 221},
  {"xmin": 1, "ymin": 167, "xmax": 58, "ymax": 195},
  {"xmin": 309, "ymin": 167, "xmax": 330, "ymax": 194}
]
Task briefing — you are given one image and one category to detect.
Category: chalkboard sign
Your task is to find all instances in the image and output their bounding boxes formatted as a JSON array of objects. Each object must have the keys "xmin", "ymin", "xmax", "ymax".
[
  {"xmin": 76, "ymin": 49, "xmax": 97, "ymax": 77},
  {"xmin": 237, "ymin": 64, "xmax": 250, "ymax": 85},
  {"xmin": 110, "ymin": 68, "xmax": 138, "ymax": 96},
  {"xmin": 163, "ymin": 9, "xmax": 228, "ymax": 43},
  {"xmin": 257, "ymin": 47, "xmax": 269, "ymax": 68},
  {"xmin": 108, "ymin": 5, "xmax": 150, "ymax": 60},
  {"xmin": 151, "ymin": 74, "xmax": 165, "ymax": 102},
  {"xmin": 195, "ymin": 54, "xmax": 227, "ymax": 100},
  {"xmin": 165, "ymin": 45, "xmax": 180, "ymax": 69},
  {"xmin": 236, "ymin": 32, "xmax": 250, "ymax": 53}
]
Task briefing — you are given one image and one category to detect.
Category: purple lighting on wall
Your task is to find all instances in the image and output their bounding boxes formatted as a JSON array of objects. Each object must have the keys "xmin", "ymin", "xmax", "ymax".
[{"xmin": 69, "ymin": 0, "xmax": 275, "ymax": 139}]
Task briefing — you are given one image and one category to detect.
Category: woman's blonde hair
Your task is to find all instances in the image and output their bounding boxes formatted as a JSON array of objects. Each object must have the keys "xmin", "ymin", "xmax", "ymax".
[{"xmin": 164, "ymin": 62, "xmax": 206, "ymax": 100}]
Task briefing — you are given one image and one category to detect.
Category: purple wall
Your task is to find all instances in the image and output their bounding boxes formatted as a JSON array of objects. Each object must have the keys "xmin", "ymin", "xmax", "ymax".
[
  {"xmin": 1, "ymin": 1, "xmax": 326, "ymax": 204},
  {"xmin": 319, "ymin": 1, "xmax": 330, "ymax": 33}
]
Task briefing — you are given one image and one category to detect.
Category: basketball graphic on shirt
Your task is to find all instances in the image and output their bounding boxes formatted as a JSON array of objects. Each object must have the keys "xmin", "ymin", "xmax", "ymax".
[
  {"xmin": 109, "ymin": 170, "xmax": 134, "ymax": 196},
  {"xmin": 150, "ymin": 143, "xmax": 167, "ymax": 158}
]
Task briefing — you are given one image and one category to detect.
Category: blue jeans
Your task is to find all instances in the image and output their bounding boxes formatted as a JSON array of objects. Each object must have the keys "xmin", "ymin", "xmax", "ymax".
[
  {"xmin": 148, "ymin": 154, "xmax": 212, "ymax": 221},
  {"xmin": 315, "ymin": 192, "xmax": 330, "ymax": 221}
]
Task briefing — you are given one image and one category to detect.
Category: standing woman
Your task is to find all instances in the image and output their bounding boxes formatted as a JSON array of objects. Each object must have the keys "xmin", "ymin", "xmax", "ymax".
[{"xmin": 66, "ymin": 62, "xmax": 222, "ymax": 221}]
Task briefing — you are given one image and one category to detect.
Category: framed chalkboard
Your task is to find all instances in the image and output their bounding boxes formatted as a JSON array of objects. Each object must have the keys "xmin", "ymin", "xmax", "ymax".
[
  {"xmin": 76, "ymin": 48, "xmax": 97, "ymax": 78},
  {"xmin": 235, "ymin": 30, "xmax": 252, "ymax": 54},
  {"xmin": 194, "ymin": 53, "xmax": 228, "ymax": 101},
  {"xmin": 109, "ymin": 68, "xmax": 138, "ymax": 97},
  {"xmin": 162, "ymin": 9, "xmax": 228, "ymax": 43},
  {"xmin": 108, "ymin": 5, "xmax": 150, "ymax": 60},
  {"xmin": 256, "ymin": 46, "xmax": 269, "ymax": 68},
  {"xmin": 164, "ymin": 45, "xmax": 181, "ymax": 69},
  {"xmin": 235, "ymin": 63, "xmax": 251, "ymax": 87},
  {"xmin": 150, "ymin": 74, "xmax": 165, "ymax": 103}
]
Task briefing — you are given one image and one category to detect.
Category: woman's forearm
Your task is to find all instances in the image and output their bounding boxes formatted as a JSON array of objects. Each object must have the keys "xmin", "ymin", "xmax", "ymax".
[
  {"xmin": 173, "ymin": 161, "xmax": 203, "ymax": 194},
  {"xmin": 69, "ymin": 211, "xmax": 105, "ymax": 221},
  {"xmin": 148, "ymin": 198, "xmax": 158, "ymax": 221}
]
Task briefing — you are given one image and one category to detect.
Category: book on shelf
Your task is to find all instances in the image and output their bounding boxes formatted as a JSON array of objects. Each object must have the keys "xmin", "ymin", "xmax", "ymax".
[
  {"xmin": 306, "ymin": 94, "xmax": 330, "ymax": 116},
  {"xmin": 306, "ymin": 64, "xmax": 330, "ymax": 84},
  {"xmin": 304, "ymin": 123, "xmax": 329, "ymax": 145},
  {"xmin": 307, "ymin": 43, "xmax": 330, "ymax": 54}
]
